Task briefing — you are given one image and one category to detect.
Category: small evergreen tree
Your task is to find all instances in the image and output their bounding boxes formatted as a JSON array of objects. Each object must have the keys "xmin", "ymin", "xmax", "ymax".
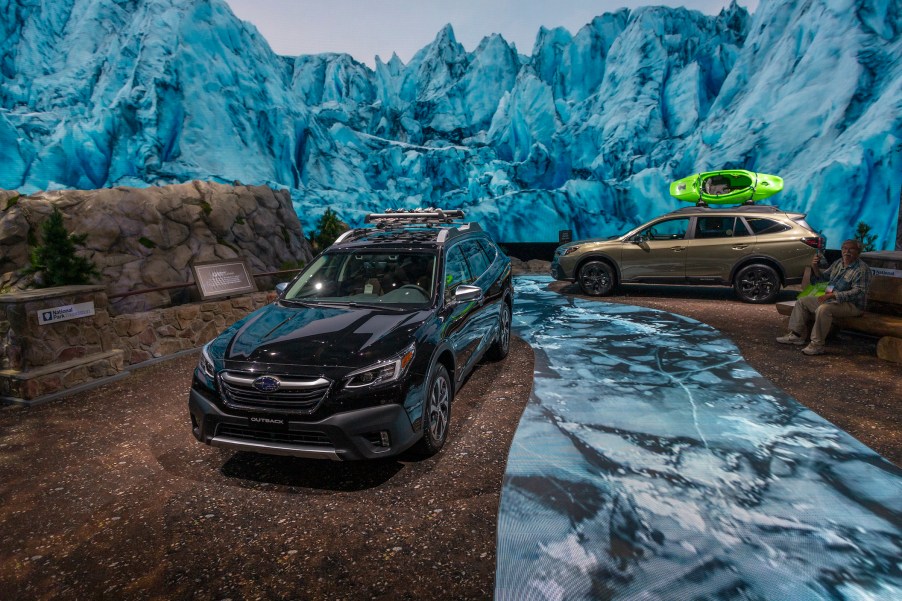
[
  {"xmin": 25, "ymin": 208, "xmax": 98, "ymax": 287},
  {"xmin": 309, "ymin": 208, "xmax": 348, "ymax": 253},
  {"xmin": 854, "ymin": 221, "xmax": 878, "ymax": 253}
]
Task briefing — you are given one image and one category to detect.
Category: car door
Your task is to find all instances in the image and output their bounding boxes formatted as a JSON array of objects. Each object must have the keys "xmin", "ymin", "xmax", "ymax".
[
  {"xmin": 459, "ymin": 239, "xmax": 499, "ymax": 363},
  {"xmin": 441, "ymin": 244, "xmax": 483, "ymax": 380},
  {"xmin": 685, "ymin": 215, "xmax": 755, "ymax": 282},
  {"xmin": 619, "ymin": 217, "xmax": 690, "ymax": 282}
]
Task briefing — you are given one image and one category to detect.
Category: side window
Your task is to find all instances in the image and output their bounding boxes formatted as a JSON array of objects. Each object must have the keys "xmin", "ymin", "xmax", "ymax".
[
  {"xmin": 460, "ymin": 240, "xmax": 490, "ymax": 279},
  {"xmin": 731, "ymin": 218, "xmax": 752, "ymax": 237},
  {"xmin": 444, "ymin": 246, "xmax": 472, "ymax": 300},
  {"xmin": 746, "ymin": 218, "xmax": 791, "ymax": 235},
  {"xmin": 643, "ymin": 218, "xmax": 690, "ymax": 240},
  {"xmin": 477, "ymin": 238, "xmax": 499, "ymax": 263},
  {"xmin": 694, "ymin": 216, "xmax": 745, "ymax": 239}
]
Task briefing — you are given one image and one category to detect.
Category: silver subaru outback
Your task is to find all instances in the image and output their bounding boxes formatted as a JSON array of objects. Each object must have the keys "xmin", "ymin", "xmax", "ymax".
[{"xmin": 551, "ymin": 205, "xmax": 824, "ymax": 303}]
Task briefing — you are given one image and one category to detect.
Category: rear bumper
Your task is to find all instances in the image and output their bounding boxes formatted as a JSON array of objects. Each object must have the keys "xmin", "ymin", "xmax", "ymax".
[{"xmin": 188, "ymin": 385, "xmax": 420, "ymax": 461}]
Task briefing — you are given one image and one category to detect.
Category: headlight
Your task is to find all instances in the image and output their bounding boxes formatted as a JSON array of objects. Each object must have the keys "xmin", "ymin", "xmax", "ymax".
[
  {"xmin": 345, "ymin": 345, "xmax": 415, "ymax": 389},
  {"xmin": 198, "ymin": 343, "xmax": 215, "ymax": 378},
  {"xmin": 562, "ymin": 245, "xmax": 581, "ymax": 256}
]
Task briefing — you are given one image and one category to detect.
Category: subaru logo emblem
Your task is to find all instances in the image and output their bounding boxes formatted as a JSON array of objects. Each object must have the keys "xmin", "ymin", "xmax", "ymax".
[{"xmin": 253, "ymin": 376, "xmax": 281, "ymax": 393}]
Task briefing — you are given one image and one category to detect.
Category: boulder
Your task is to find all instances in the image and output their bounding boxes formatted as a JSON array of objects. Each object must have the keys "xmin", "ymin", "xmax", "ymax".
[{"xmin": 0, "ymin": 182, "xmax": 314, "ymax": 310}]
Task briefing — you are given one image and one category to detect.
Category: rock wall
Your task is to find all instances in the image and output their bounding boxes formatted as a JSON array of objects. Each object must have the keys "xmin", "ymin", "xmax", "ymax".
[
  {"xmin": 0, "ymin": 182, "xmax": 313, "ymax": 312},
  {"xmin": 112, "ymin": 292, "xmax": 274, "ymax": 366},
  {"xmin": 0, "ymin": 284, "xmax": 275, "ymax": 402}
]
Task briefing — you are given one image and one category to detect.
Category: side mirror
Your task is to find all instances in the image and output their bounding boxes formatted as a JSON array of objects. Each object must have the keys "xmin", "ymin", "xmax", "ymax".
[
  {"xmin": 454, "ymin": 285, "xmax": 483, "ymax": 304},
  {"xmin": 631, "ymin": 235, "xmax": 646, "ymax": 244},
  {"xmin": 275, "ymin": 282, "xmax": 288, "ymax": 294}
]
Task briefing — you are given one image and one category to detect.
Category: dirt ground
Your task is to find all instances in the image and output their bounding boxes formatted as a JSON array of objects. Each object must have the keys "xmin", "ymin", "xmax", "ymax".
[
  {"xmin": 0, "ymin": 340, "xmax": 533, "ymax": 601},
  {"xmin": 0, "ymin": 280, "xmax": 898, "ymax": 600}
]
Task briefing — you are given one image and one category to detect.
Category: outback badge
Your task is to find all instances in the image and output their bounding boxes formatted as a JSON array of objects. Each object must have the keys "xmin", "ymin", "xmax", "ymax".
[{"xmin": 252, "ymin": 375, "xmax": 281, "ymax": 393}]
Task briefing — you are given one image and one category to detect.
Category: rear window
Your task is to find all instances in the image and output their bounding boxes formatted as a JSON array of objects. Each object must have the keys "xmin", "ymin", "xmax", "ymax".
[
  {"xmin": 791, "ymin": 217, "xmax": 816, "ymax": 232},
  {"xmin": 745, "ymin": 218, "xmax": 791, "ymax": 235}
]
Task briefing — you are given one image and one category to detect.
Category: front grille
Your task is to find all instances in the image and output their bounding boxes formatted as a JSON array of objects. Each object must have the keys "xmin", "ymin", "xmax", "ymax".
[
  {"xmin": 219, "ymin": 371, "xmax": 331, "ymax": 413},
  {"xmin": 216, "ymin": 424, "xmax": 332, "ymax": 447}
]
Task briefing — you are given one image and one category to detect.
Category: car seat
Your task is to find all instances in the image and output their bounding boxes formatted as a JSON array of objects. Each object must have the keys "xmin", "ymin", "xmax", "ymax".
[{"xmin": 363, "ymin": 278, "xmax": 382, "ymax": 295}]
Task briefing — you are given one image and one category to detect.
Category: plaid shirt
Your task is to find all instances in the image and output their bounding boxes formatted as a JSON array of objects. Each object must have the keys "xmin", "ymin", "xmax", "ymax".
[{"xmin": 813, "ymin": 258, "xmax": 872, "ymax": 310}]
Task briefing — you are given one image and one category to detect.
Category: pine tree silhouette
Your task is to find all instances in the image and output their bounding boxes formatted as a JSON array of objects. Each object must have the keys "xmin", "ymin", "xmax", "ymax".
[
  {"xmin": 310, "ymin": 208, "xmax": 348, "ymax": 252},
  {"xmin": 854, "ymin": 221, "xmax": 878, "ymax": 253},
  {"xmin": 25, "ymin": 208, "xmax": 98, "ymax": 287}
]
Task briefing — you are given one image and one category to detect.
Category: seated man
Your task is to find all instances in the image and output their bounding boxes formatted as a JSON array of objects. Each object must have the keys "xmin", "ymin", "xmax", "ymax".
[{"xmin": 776, "ymin": 239, "xmax": 872, "ymax": 355}]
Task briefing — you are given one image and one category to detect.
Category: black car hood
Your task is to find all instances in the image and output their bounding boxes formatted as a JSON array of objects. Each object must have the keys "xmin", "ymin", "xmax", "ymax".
[{"xmin": 224, "ymin": 302, "xmax": 431, "ymax": 369}]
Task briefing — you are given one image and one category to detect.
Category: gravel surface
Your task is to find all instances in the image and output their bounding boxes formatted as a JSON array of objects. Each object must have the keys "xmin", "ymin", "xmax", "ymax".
[
  {"xmin": 0, "ymin": 339, "xmax": 533, "ymax": 600},
  {"xmin": 1, "ymin": 280, "xmax": 898, "ymax": 600}
]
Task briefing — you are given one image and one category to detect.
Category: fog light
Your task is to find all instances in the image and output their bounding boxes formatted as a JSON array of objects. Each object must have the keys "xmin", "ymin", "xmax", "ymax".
[{"xmin": 380, "ymin": 431, "xmax": 391, "ymax": 447}]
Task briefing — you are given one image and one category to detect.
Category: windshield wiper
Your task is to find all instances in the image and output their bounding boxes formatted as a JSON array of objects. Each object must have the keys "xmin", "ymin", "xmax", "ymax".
[
  {"xmin": 282, "ymin": 298, "xmax": 408, "ymax": 312},
  {"xmin": 279, "ymin": 298, "xmax": 317, "ymax": 307}
]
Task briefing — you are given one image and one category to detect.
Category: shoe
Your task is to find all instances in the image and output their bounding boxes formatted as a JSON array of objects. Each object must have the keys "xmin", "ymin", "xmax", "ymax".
[
  {"xmin": 776, "ymin": 332, "xmax": 806, "ymax": 346},
  {"xmin": 802, "ymin": 344, "xmax": 824, "ymax": 356}
]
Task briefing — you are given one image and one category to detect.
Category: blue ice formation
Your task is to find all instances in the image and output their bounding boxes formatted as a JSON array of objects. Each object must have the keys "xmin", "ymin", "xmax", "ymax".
[
  {"xmin": 498, "ymin": 277, "xmax": 902, "ymax": 600},
  {"xmin": 0, "ymin": 0, "xmax": 899, "ymax": 248}
]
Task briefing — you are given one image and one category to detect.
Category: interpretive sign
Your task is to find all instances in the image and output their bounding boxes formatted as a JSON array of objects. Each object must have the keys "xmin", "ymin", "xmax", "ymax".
[
  {"xmin": 559, "ymin": 229, "xmax": 573, "ymax": 244},
  {"xmin": 871, "ymin": 267, "xmax": 902, "ymax": 278},
  {"xmin": 191, "ymin": 260, "xmax": 257, "ymax": 300},
  {"xmin": 37, "ymin": 301, "xmax": 95, "ymax": 325}
]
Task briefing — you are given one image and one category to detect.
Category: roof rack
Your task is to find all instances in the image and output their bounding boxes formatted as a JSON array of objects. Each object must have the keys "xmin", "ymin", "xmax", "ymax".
[
  {"xmin": 364, "ymin": 208, "xmax": 466, "ymax": 228},
  {"xmin": 332, "ymin": 208, "xmax": 475, "ymax": 246},
  {"xmin": 669, "ymin": 205, "xmax": 786, "ymax": 215}
]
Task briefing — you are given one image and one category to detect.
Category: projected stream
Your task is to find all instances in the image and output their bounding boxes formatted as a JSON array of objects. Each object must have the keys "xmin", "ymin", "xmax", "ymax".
[{"xmin": 496, "ymin": 276, "xmax": 902, "ymax": 600}]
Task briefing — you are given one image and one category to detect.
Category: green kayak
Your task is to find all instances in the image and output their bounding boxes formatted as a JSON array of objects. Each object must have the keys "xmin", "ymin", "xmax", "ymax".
[{"xmin": 669, "ymin": 170, "xmax": 783, "ymax": 205}]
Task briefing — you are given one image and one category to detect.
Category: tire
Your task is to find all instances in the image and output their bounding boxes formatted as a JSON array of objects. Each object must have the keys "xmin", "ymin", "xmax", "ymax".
[
  {"xmin": 578, "ymin": 261, "xmax": 615, "ymax": 296},
  {"xmin": 486, "ymin": 301, "xmax": 512, "ymax": 361},
  {"xmin": 734, "ymin": 264, "xmax": 781, "ymax": 303},
  {"xmin": 414, "ymin": 364, "xmax": 453, "ymax": 457}
]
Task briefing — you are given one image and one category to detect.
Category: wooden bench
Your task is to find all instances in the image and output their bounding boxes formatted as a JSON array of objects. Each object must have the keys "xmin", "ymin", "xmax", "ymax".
[{"xmin": 776, "ymin": 253, "xmax": 902, "ymax": 363}]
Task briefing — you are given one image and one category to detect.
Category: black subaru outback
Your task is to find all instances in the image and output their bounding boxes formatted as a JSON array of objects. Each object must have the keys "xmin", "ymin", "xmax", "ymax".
[{"xmin": 188, "ymin": 209, "xmax": 513, "ymax": 460}]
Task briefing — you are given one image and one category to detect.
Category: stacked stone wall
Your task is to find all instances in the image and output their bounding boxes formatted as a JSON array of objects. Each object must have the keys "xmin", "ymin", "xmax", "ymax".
[
  {"xmin": 1, "ymin": 286, "xmax": 274, "ymax": 403},
  {"xmin": 111, "ymin": 293, "xmax": 272, "ymax": 365}
]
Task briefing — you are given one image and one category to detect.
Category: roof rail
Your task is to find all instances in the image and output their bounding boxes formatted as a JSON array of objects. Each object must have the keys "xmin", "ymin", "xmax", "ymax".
[
  {"xmin": 332, "ymin": 229, "xmax": 359, "ymax": 244},
  {"xmin": 365, "ymin": 208, "xmax": 465, "ymax": 228}
]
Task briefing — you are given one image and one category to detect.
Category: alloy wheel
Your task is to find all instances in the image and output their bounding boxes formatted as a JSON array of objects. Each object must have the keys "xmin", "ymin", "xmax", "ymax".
[
  {"xmin": 428, "ymin": 373, "xmax": 450, "ymax": 443},
  {"xmin": 499, "ymin": 303, "xmax": 511, "ymax": 353},
  {"xmin": 578, "ymin": 261, "xmax": 614, "ymax": 296},
  {"xmin": 737, "ymin": 265, "xmax": 779, "ymax": 303}
]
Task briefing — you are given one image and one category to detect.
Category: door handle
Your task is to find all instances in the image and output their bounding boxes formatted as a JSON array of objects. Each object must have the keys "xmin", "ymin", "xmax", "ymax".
[
  {"xmin": 732, "ymin": 244, "xmax": 749, "ymax": 250},
  {"xmin": 671, "ymin": 246, "xmax": 687, "ymax": 252}
]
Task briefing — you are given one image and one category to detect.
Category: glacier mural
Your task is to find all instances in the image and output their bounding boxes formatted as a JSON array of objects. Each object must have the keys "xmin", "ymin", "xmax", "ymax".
[{"xmin": 0, "ymin": 0, "xmax": 899, "ymax": 248}]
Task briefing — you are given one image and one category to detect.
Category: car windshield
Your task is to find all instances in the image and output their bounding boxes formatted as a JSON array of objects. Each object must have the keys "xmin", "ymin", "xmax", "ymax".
[{"xmin": 283, "ymin": 251, "xmax": 437, "ymax": 307}]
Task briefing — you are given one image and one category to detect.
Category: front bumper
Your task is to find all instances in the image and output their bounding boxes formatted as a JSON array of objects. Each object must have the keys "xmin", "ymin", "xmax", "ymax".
[
  {"xmin": 550, "ymin": 255, "xmax": 573, "ymax": 281},
  {"xmin": 189, "ymin": 384, "xmax": 420, "ymax": 461}
]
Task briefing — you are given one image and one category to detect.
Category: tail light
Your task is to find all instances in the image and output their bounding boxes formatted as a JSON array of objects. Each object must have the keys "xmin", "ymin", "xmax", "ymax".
[{"xmin": 801, "ymin": 236, "xmax": 824, "ymax": 250}]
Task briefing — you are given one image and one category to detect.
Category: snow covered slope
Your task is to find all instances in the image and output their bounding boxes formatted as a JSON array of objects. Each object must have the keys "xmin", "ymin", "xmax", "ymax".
[{"xmin": 1, "ymin": 0, "xmax": 899, "ymax": 247}]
